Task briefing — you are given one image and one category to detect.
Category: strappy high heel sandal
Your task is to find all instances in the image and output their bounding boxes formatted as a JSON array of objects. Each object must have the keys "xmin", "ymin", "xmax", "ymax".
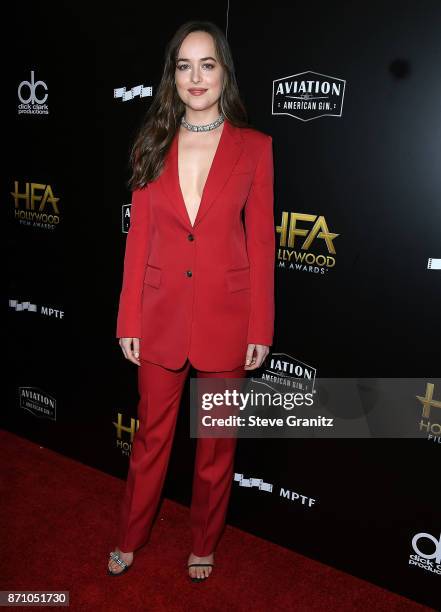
[
  {"xmin": 187, "ymin": 562, "xmax": 214, "ymax": 582},
  {"xmin": 107, "ymin": 550, "xmax": 133, "ymax": 576}
]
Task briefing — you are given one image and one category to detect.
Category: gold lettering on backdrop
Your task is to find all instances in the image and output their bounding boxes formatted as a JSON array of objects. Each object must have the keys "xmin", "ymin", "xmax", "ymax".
[
  {"xmin": 11, "ymin": 181, "xmax": 60, "ymax": 214},
  {"xmin": 416, "ymin": 383, "xmax": 441, "ymax": 420},
  {"xmin": 113, "ymin": 413, "xmax": 139, "ymax": 443},
  {"xmin": 276, "ymin": 212, "xmax": 339, "ymax": 253},
  {"xmin": 276, "ymin": 212, "xmax": 339, "ymax": 270},
  {"xmin": 278, "ymin": 249, "xmax": 336, "ymax": 267}
]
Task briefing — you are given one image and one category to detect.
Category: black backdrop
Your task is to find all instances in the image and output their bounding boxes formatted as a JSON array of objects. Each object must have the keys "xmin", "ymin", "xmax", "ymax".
[{"xmin": 5, "ymin": 1, "xmax": 440, "ymax": 608}]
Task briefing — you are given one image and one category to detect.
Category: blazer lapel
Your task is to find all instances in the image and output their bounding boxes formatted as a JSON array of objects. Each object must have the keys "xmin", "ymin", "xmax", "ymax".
[{"xmin": 159, "ymin": 118, "xmax": 244, "ymax": 228}]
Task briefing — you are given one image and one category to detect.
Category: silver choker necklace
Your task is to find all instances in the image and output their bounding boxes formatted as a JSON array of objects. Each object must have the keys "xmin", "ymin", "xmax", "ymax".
[{"xmin": 181, "ymin": 113, "xmax": 225, "ymax": 132}]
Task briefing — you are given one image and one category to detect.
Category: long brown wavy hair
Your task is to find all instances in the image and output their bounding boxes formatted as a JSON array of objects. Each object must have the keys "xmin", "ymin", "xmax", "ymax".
[{"xmin": 127, "ymin": 20, "xmax": 251, "ymax": 191}]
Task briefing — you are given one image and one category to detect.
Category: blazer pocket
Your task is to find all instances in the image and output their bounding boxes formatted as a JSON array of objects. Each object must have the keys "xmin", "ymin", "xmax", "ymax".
[
  {"xmin": 226, "ymin": 266, "xmax": 251, "ymax": 292},
  {"xmin": 144, "ymin": 264, "xmax": 162, "ymax": 288}
]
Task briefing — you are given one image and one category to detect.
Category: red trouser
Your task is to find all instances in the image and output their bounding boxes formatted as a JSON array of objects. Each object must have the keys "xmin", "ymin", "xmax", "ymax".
[{"xmin": 116, "ymin": 357, "xmax": 246, "ymax": 557}]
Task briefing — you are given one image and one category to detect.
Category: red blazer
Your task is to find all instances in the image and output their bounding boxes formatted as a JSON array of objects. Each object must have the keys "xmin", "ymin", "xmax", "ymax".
[{"xmin": 116, "ymin": 118, "xmax": 275, "ymax": 371}]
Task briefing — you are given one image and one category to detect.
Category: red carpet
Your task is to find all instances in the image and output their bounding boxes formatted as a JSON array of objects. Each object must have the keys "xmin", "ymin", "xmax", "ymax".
[{"xmin": 0, "ymin": 429, "xmax": 434, "ymax": 611}]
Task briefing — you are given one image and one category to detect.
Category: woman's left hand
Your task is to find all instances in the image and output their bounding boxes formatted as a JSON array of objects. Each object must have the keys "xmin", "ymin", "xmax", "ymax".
[{"xmin": 244, "ymin": 343, "xmax": 270, "ymax": 370}]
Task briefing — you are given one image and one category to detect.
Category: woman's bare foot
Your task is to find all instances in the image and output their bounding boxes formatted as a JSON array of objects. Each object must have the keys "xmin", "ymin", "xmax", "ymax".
[
  {"xmin": 108, "ymin": 547, "xmax": 134, "ymax": 574},
  {"xmin": 187, "ymin": 551, "xmax": 214, "ymax": 580}
]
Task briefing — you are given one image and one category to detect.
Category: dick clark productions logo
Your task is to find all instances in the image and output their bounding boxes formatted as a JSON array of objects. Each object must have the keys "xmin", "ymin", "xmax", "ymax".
[{"xmin": 17, "ymin": 70, "xmax": 49, "ymax": 115}]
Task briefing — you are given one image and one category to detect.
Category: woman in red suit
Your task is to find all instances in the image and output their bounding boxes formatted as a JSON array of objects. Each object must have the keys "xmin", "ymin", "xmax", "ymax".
[{"xmin": 107, "ymin": 19, "xmax": 275, "ymax": 582}]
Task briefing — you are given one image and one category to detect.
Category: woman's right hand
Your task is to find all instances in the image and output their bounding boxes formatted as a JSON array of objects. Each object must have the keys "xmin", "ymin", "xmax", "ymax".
[{"xmin": 119, "ymin": 338, "xmax": 141, "ymax": 366}]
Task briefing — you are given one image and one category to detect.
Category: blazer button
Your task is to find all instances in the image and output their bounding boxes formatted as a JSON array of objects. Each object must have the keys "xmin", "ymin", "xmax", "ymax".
[
  {"xmin": 186, "ymin": 270, "xmax": 192, "ymax": 277},
  {"xmin": 187, "ymin": 233, "xmax": 194, "ymax": 241}
]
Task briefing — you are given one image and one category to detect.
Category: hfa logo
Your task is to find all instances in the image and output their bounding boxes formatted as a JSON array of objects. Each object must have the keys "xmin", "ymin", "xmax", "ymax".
[
  {"xmin": 11, "ymin": 181, "xmax": 61, "ymax": 229},
  {"xmin": 409, "ymin": 530, "xmax": 441, "ymax": 576},
  {"xmin": 276, "ymin": 212, "xmax": 339, "ymax": 274},
  {"xmin": 17, "ymin": 70, "xmax": 49, "ymax": 115},
  {"xmin": 416, "ymin": 382, "xmax": 441, "ymax": 443},
  {"xmin": 113, "ymin": 412, "xmax": 139, "ymax": 456},
  {"xmin": 272, "ymin": 70, "xmax": 346, "ymax": 121}
]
